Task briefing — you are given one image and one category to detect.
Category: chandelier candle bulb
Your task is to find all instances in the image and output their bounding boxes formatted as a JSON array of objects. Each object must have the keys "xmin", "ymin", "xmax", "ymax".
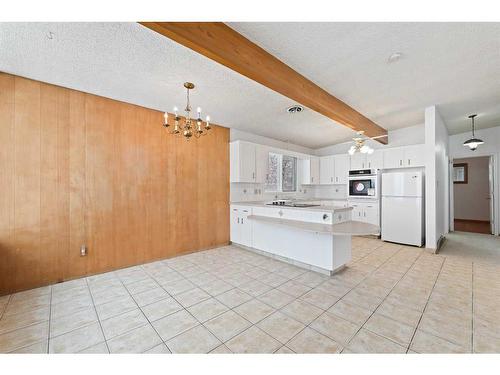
[
  {"xmin": 163, "ymin": 112, "xmax": 169, "ymax": 126},
  {"xmin": 167, "ymin": 82, "xmax": 212, "ymax": 139}
]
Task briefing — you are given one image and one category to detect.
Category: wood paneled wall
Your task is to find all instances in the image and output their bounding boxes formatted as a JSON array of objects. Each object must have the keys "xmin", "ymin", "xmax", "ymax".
[{"xmin": 0, "ymin": 73, "xmax": 230, "ymax": 295}]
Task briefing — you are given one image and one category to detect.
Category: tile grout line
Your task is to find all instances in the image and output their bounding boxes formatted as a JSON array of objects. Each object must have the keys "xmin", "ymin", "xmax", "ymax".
[
  {"xmin": 46, "ymin": 286, "xmax": 53, "ymax": 353},
  {"xmin": 114, "ymin": 268, "xmax": 174, "ymax": 353},
  {"xmin": 279, "ymin": 244, "xmax": 412, "ymax": 352},
  {"xmin": 340, "ymin": 248, "xmax": 426, "ymax": 352},
  {"xmin": 405, "ymin": 255, "xmax": 446, "ymax": 353},
  {"xmin": 0, "ymin": 294, "xmax": 13, "ymax": 321},
  {"xmin": 145, "ymin": 253, "xmax": 312, "ymax": 352},
  {"xmin": 85, "ymin": 277, "xmax": 112, "ymax": 354},
  {"xmin": 138, "ymin": 260, "xmax": 258, "ymax": 352}
]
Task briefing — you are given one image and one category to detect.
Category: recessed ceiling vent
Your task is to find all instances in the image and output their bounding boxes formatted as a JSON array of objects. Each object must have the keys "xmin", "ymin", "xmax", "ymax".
[{"xmin": 287, "ymin": 105, "xmax": 304, "ymax": 114}]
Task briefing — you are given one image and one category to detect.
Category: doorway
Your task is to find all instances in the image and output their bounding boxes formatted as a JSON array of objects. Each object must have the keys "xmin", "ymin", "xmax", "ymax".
[{"xmin": 452, "ymin": 156, "xmax": 494, "ymax": 234}]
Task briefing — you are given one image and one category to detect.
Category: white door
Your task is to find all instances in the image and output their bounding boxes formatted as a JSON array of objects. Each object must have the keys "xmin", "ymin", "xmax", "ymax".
[
  {"xmin": 383, "ymin": 148, "xmax": 405, "ymax": 169},
  {"xmin": 255, "ymin": 145, "xmax": 269, "ymax": 184},
  {"xmin": 239, "ymin": 142, "xmax": 256, "ymax": 182},
  {"xmin": 405, "ymin": 144, "xmax": 425, "ymax": 167},
  {"xmin": 230, "ymin": 207, "xmax": 240, "ymax": 243},
  {"xmin": 366, "ymin": 151, "xmax": 383, "ymax": 170},
  {"xmin": 239, "ymin": 208, "xmax": 252, "ymax": 247},
  {"xmin": 310, "ymin": 157, "xmax": 320, "ymax": 184},
  {"xmin": 382, "ymin": 196, "xmax": 423, "ymax": 246},
  {"xmin": 364, "ymin": 204, "xmax": 379, "ymax": 226},
  {"xmin": 382, "ymin": 172, "xmax": 422, "ymax": 197},
  {"xmin": 351, "ymin": 204, "xmax": 363, "ymax": 221},
  {"xmin": 489, "ymin": 156, "xmax": 495, "ymax": 234},
  {"xmin": 334, "ymin": 154, "xmax": 350, "ymax": 184},
  {"xmin": 350, "ymin": 153, "xmax": 366, "ymax": 170},
  {"xmin": 320, "ymin": 156, "xmax": 335, "ymax": 184}
]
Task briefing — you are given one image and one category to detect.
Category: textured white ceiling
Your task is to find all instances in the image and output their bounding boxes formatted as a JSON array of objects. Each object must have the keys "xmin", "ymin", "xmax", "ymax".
[
  {"xmin": 229, "ymin": 22, "xmax": 500, "ymax": 136},
  {"xmin": 1, "ymin": 23, "xmax": 499, "ymax": 149},
  {"xmin": 0, "ymin": 22, "xmax": 354, "ymax": 149}
]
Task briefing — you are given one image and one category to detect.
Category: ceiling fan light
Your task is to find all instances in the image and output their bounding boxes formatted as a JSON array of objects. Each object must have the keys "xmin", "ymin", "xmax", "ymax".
[
  {"xmin": 348, "ymin": 146, "xmax": 356, "ymax": 155},
  {"xmin": 367, "ymin": 148, "xmax": 374, "ymax": 154},
  {"xmin": 360, "ymin": 145, "xmax": 370, "ymax": 154}
]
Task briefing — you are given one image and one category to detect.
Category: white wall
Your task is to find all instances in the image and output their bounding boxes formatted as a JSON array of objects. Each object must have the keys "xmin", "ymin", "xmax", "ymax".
[
  {"xmin": 449, "ymin": 125, "xmax": 500, "ymax": 235},
  {"xmin": 425, "ymin": 106, "xmax": 450, "ymax": 250},
  {"xmin": 230, "ymin": 129, "xmax": 314, "ymax": 155},
  {"xmin": 453, "ymin": 156, "xmax": 491, "ymax": 221},
  {"xmin": 315, "ymin": 124, "xmax": 425, "ymax": 156}
]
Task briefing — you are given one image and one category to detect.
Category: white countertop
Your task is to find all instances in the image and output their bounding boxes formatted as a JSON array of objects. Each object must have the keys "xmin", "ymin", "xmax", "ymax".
[
  {"xmin": 247, "ymin": 215, "xmax": 380, "ymax": 236},
  {"xmin": 231, "ymin": 200, "xmax": 352, "ymax": 213}
]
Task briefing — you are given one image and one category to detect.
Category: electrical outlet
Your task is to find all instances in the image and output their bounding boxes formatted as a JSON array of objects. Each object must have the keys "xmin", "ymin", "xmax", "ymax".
[{"xmin": 80, "ymin": 245, "xmax": 87, "ymax": 257}]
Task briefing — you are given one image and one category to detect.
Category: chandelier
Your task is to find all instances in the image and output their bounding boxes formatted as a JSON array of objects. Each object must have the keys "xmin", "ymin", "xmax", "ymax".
[
  {"xmin": 163, "ymin": 82, "xmax": 211, "ymax": 139},
  {"xmin": 348, "ymin": 131, "xmax": 374, "ymax": 155},
  {"xmin": 463, "ymin": 114, "xmax": 484, "ymax": 151}
]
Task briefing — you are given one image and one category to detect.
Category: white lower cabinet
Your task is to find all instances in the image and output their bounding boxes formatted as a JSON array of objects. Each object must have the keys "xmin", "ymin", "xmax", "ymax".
[
  {"xmin": 230, "ymin": 205, "xmax": 252, "ymax": 247},
  {"xmin": 349, "ymin": 201, "xmax": 380, "ymax": 227}
]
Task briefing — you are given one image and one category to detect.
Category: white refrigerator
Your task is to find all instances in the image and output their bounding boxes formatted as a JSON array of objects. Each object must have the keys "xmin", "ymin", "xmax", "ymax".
[{"xmin": 381, "ymin": 171, "xmax": 424, "ymax": 247}]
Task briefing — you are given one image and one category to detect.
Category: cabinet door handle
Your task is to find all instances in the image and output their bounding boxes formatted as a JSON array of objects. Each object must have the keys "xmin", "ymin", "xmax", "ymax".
[
  {"xmin": 399, "ymin": 159, "xmax": 402, "ymax": 166},
  {"xmin": 331, "ymin": 177, "xmax": 333, "ymax": 182},
  {"xmin": 408, "ymin": 159, "xmax": 411, "ymax": 165},
  {"xmin": 252, "ymin": 172, "xmax": 255, "ymax": 179},
  {"xmin": 237, "ymin": 218, "xmax": 240, "ymax": 224},
  {"xmin": 241, "ymin": 218, "xmax": 244, "ymax": 224},
  {"xmin": 364, "ymin": 212, "xmax": 366, "ymax": 217},
  {"xmin": 311, "ymin": 177, "xmax": 314, "ymax": 182}
]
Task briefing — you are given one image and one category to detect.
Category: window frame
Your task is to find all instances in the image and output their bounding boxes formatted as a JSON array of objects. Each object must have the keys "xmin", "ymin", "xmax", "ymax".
[{"xmin": 264, "ymin": 152, "xmax": 297, "ymax": 193}]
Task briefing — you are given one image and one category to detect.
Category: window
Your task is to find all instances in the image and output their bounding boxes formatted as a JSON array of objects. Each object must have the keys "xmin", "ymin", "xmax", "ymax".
[
  {"xmin": 282, "ymin": 155, "xmax": 297, "ymax": 192},
  {"xmin": 265, "ymin": 152, "xmax": 297, "ymax": 192}
]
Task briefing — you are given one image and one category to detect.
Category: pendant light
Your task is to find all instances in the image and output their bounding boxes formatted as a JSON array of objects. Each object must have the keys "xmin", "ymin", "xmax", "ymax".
[{"xmin": 463, "ymin": 114, "xmax": 484, "ymax": 151}]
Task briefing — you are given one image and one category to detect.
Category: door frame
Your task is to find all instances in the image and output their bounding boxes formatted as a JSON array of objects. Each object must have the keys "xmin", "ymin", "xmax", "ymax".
[{"xmin": 449, "ymin": 153, "xmax": 499, "ymax": 236}]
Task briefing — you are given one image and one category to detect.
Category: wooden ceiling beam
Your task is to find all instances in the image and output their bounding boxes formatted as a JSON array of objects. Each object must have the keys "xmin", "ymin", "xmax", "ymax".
[{"xmin": 139, "ymin": 22, "xmax": 388, "ymax": 144}]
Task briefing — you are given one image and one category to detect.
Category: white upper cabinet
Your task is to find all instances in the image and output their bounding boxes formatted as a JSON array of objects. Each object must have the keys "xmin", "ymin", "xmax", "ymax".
[
  {"xmin": 350, "ymin": 151, "xmax": 383, "ymax": 171},
  {"xmin": 350, "ymin": 153, "xmax": 366, "ymax": 170},
  {"xmin": 255, "ymin": 145, "xmax": 269, "ymax": 183},
  {"xmin": 300, "ymin": 156, "xmax": 320, "ymax": 185},
  {"xmin": 383, "ymin": 144, "xmax": 425, "ymax": 169},
  {"xmin": 320, "ymin": 155, "xmax": 335, "ymax": 184},
  {"xmin": 383, "ymin": 147, "xmax": 405, "ymax": 169},
  {"xmin": 333, "ymin": 154, "xmax": 349, "ymax": 184},
  {"xmin": 230, "ymin": 141, "xmax": 259, "ymax": 183},
  {"xmin": 404, "ymin": 144, "xmax": 426, "ymax": 167},
  {"xmin": 310, "ymin": 157, "xmax": 320, "ymax": 184},
  {"xmin": 366, "ymin": 151, "xmax": 383, "ymax": 169}
]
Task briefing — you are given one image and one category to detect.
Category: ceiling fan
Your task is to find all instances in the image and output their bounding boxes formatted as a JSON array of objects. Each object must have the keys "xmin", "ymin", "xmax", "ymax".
[{"xmin": 348, "ymin": 131, "xmax": 388, "ymax": 156}]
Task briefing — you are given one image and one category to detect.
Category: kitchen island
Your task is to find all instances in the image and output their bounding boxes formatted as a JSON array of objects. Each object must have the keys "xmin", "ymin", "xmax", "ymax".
[{"xmin": 230, "ymin": 201, "xmax": 379, "ymax": 275}]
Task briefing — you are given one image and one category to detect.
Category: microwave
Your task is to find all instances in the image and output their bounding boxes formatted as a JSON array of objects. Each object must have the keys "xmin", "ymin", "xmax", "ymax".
[{"xmin": 348, "ymin": 169, "xmax": 379, "ymax": 199}]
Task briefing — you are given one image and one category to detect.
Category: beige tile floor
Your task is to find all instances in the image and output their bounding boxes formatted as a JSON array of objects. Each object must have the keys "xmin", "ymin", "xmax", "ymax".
[{"xmin": 1, "ymin": 234, "xmax": 499, "ymax": 354}]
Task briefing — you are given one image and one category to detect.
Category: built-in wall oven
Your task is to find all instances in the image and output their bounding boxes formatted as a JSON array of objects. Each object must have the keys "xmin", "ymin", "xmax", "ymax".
[{"xmin": 348, "ymin": 169, "xmax": 379, "ymax": 199}]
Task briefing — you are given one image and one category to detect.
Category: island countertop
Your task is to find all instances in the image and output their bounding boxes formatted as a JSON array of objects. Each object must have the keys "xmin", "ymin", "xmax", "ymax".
[{"xmin": 230, "ymin": 200, "xmax": 353, "ymax": 213}]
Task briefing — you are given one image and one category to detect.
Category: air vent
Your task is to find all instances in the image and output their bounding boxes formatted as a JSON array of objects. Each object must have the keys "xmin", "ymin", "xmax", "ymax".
[{"xmin": 286, "ymin": 105, "xmax": 304, "ymax": 114}]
